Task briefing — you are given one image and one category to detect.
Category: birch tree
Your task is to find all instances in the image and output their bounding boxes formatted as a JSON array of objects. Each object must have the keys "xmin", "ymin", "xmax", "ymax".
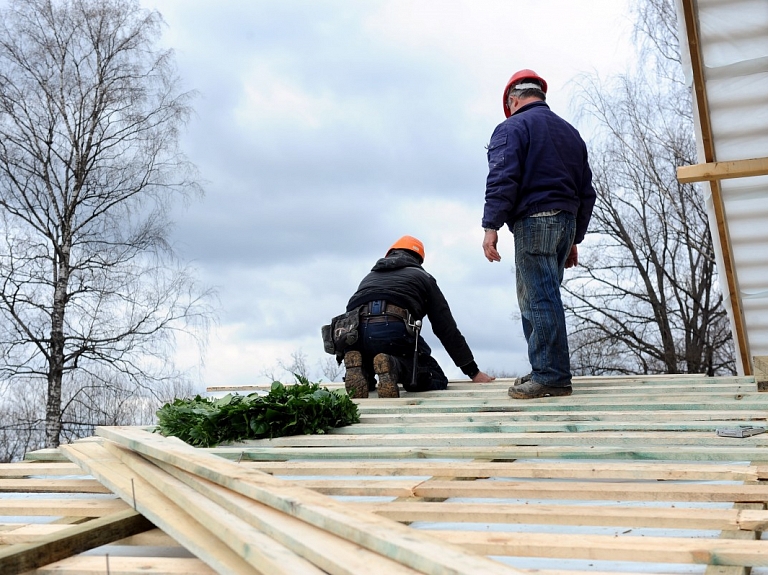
[{"xmin": 0, "ymin": 0, "xmax": 211, "ymax": 448}]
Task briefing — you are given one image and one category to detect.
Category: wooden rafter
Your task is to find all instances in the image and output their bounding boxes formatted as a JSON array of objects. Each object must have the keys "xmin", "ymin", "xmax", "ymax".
[
  {"xmin": 677, "ymin": 156, "xmax": 768, "ymax": 183},
  {"xmin": 678, "ymin": 0, "xmax": 752, "ymax": 374}
]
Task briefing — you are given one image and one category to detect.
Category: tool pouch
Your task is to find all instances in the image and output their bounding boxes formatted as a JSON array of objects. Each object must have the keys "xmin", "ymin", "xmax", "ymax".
[{"xmin": 321, "ymin": 306, "xmax": 364, "ymax": 355}]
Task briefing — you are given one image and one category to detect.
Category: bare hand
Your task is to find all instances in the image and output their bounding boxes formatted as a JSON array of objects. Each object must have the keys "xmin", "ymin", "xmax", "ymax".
[
  {"xmin": 482, "ymin": 230, "xmax": 501, "ymax": 262},
  {"xmin": 565, "ymin": 244, "xmax": 578, "ymax": 268},
  {"xmin": 472, "ymin": 371, "xmax": 495, "ymax": 383}
]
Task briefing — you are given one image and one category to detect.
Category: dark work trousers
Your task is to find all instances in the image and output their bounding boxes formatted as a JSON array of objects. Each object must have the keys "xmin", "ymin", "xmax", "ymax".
[{"xmin": 349, "ymin": 317, "xmax": 448, "ymax": 392}]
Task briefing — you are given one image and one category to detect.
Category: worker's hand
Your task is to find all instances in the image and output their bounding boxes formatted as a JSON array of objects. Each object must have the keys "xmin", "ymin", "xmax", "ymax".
[
  {"xmin": 472, "ymin": 371, "xmax": 495, "ymax": 383},
  {"xmin": 564, "ymin": 244, "xmax": 578, "ymax": 268},
  {"xmin": 483, "ymin": 229, "xmax": 501, "ymax": 262}
]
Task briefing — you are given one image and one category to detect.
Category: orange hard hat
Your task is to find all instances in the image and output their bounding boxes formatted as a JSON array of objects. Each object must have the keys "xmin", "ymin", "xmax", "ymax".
[
  {"xmin": 387, "ymin": 235, "xmax": 425, "ymax": 262},
  {"xmin": 502, "ymin": 69, "xmax": 548, "ymax": 117}
]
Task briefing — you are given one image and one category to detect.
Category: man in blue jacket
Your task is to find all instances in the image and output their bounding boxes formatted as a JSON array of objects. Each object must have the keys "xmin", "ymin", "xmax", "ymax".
[{"xmin": 481, "ymin": 69, "xmax": 596, "ymax": 399}]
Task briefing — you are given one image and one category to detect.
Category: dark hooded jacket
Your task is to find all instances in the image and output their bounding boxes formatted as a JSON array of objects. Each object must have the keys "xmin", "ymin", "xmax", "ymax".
[{"xmin": 346, "ymin": 250, "xmax": 474, "ymax": 369}]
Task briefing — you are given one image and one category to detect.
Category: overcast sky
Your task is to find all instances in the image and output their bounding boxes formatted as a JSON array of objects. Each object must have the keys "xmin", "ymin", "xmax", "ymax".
[{"xmin": 140, "ymin": 0, "xmax": 635, "ymax": 388}]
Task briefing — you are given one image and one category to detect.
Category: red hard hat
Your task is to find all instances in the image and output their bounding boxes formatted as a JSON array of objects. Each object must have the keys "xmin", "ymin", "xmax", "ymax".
[
  {"xmin": 387, "ymin": 235, "xmax": 425, "ymax": 262},
  {"xmin": 502, "ymin": 69, "xmax": 548, "ymax": 117}
]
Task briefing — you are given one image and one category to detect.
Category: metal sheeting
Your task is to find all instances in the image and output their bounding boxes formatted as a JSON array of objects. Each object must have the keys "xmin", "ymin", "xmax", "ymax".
[{"xmin": 677, "ymin": 0, "xmax": 768, "ymax": 373}]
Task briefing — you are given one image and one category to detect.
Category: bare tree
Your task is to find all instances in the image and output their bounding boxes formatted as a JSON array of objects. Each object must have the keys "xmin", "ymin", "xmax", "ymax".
[
  {"xmin": 318, "ymin": 355, "xmax": 344, "ymax": 383},
  {"xmin": 0, "ymin": 0, "xmax": 212, "ymax": 448},
  {"xmin": 563, "ymin": 0, "xmax": 735, "ymax": 376}
]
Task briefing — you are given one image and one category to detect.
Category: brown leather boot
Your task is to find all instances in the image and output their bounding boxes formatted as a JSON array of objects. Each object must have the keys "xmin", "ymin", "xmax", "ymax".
[
  {"xmin": 343, "ymin": 351, "xmax": 368, "ymax": 399},
  {"xmin": 373, "ymin": 353, "xmax": 400, "ymax": 398}
]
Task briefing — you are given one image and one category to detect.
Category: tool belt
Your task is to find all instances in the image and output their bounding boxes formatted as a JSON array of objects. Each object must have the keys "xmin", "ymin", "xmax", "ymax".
[{"xmin": 359, "ymin": 300, "xmax": 410, "ymax": 323}]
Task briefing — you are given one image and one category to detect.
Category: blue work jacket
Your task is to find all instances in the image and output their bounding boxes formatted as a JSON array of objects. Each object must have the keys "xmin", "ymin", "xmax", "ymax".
[{"xmin": 482, "ymin": 100, "xmax": 596, "ymax": 244}]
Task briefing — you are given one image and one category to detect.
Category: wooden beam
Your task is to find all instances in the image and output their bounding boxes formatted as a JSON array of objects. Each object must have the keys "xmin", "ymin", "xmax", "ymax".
[
  {"xmin": 678, "ymin": 157, "xmax": 768, "ymax": 183},
  {"xmin": 0, "ymin": 508, "xmax": 153, "ymax": 575},
  {"xmin": 63, "ymin": 441, "xmax": 311, "ymax": 575},
  {"xmin": 433, "ymin": 530, "xmax": 768, "ymax": 566},
  {"xmin": 32, "ymin": 556, "xmax": 216, "ymax": 575},
  {"xmin": 96, "ymin": 426, "xmax": 516, "ymax": 575},
  {"xmin": 679, "ymin": 0, "xmax": 752, "ymax": 374}
]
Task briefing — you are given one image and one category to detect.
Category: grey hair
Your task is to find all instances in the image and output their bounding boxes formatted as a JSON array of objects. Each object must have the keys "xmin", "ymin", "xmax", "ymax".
[{"xmin": 508, "ymin": 82, "xmax": 546, "ymax": 102}]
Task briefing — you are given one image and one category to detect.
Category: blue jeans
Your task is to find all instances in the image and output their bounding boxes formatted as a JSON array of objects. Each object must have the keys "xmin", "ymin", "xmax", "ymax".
[
  {"xmin": 513, "ymin": 211, "xmax": 576, "ymax": 387},
  {"xmin": 350, "ymin": 317, "xmax": 448, "ymax": 391}
]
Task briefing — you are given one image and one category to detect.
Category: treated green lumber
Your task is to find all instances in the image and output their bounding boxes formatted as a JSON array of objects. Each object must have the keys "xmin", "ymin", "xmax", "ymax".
[
  {"xmin": 0, "ymin": 498, "xmax": 126, "ymax": 517},
  {"xmin": 23, "ymin": 448, "xmax": 68, "ymax": 462},
  {"xmin": 61, "ymin": 442, "xmax": 264, "ymax": 575},
  {"xmin": 33, "ymin": 556, "xmax": 216, "ymax": 574},
  {"xmin": 411, "ymin": 383, "xmax": 757, "ymax": 397},
  {"xmin": 211, "ymin": 444, "xmax": 768, "ymax": 462},
  {"xmin": 355, "ymin": 398, "xmax": 768, "ymax": 414},
  {"xmin": 0, "ymin": 478, "xmax": 110, "ymax": 493},
  {"xmin": 0, "ymin": 508, "xmax": 153, "ymax": 575},
  {"xmin": 354, "ymin": 501, "xmax": 768, "ymax": 531},
  {"xmin": 135, "ymin": 449, "xmax": 424, "ymax": 575},
  {"xmin": 240, "ymin": 430, "xmax": 768, "ymax": 448},
  {"xmin": 330, "ymin": 420, "xmax": 765, "ymax": 434},
  {"xmin": 248, "ymin": 460, "xmax": 760, "ymax": 481},
  {"xmin": 0, "ymin": 462, "xmax": 82, "ymax": 478},
  {"xmin": 358, "ymin": 392, "xmax": 768, "ymax": 407},
  {"xmin": 356, "ymin": 409, "xmax": 768, "ymax": 425},
  {"xmin": 66, "ymin": 441, "xmax": 320, "ymax": 575},
  {"xmin": 432, "ymin": 530, "xmax": 768, "ymax": 567},
  {"xmin": 97, "ymin": 425, "xmax": 518, "ymax": 575}
]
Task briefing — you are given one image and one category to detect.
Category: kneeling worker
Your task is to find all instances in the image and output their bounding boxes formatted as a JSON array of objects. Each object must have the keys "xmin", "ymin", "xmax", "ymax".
[{"xmin": 340, "ymin": 236, "xmax": 493, "ymax": 398}]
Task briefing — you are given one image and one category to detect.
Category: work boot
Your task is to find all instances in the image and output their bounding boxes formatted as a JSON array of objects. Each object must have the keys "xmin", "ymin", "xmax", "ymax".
[
  {"xmin": 343, "ymin": 351, "xmax": 368, "ymax": 399},
  {"xmin": 508, "ymin": 380, "xmax": 572, "ymax": 399},
  {"xmin": 373, "ymin": 353, "xmax": 400, "ymax": 398},
  {"xmin": 513, "ymin": 373, "xmax": 532, "ymax": 387}
]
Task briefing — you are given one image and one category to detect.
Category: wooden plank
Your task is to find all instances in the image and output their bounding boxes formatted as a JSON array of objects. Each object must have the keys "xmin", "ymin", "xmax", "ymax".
[
  {"xmin": 33, "ymin": 556, "xmax": 216, "ymax": 574},
  {"xmin": 432, "ymin": 530, "xmax": 768, "ymax": 566},
  {"xmin": 207, "ymin": 444, "xmax": 768, "ymax": 462},
  {"xmin": 411, "ymin": 479, "xmax": 768, "ymax": 503},
  {"xmin": 279, "ymin": 477, "xmax": 768, "ymax": 503},
  {"xmin": 136, "ymin": 452, "xmax": 424, "ymax": 575},
  {"xmin": 705, "ymin": 502, "xmax": 763, "ymax": 575},
  {"xmin": 102, "ymin": 440, "xmax": 418, "ymax": 575},
  {"xmin": 0, "ymin": 508, "xmax": 153, "ymax": 575},
  {"xmin": 0, "ymin": 478, "xmax": 110, "ymax": 493},
  {"xmin": 329, "ymin": 420, "xmax": 764, "ymax": 434},
  {"xmin": 96, "ymin": 425, "xmax": 517, "ymax": 575},
  {"xmin": 352, "ymin": 397, "xmax": 768, "ymax": 414},
  {"xmin": 61, "ymin": 442, "xmax": 264, "ymax": 575},
  {"xmin": 249, "ymin": 460, "xmax": 760, "ymax": 481},
  {"xmin": 0, "ymin": 498, "xmax": 127, "ymax": 517},
  {"xmin": 357, "ymin": 408, "xmax": 768, "ymax": 424},
  {"xmin": 0, "ymin": 524, "xmax": 73, "ymax": 544},
  {"xmin": 677, "ymin": 157, "xmax": 768, "ymax": 183},
  {"xmin": 239, "ymin": 430, "xmax": 768, "ymax": 448},
  {"xmin": 354, "ymin": 501, "xmax": 768, "ymax": 531},
  {"xmin": 63, "ymin": 441, "xmax": 317, "ymax": 575},
  {"xmin": 114, "ymin": 527, "xmax": 179, "ymax": 547},
  {"xmin": 0, "ymin": 463, "xmax": 82, "ymax": 478}
]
